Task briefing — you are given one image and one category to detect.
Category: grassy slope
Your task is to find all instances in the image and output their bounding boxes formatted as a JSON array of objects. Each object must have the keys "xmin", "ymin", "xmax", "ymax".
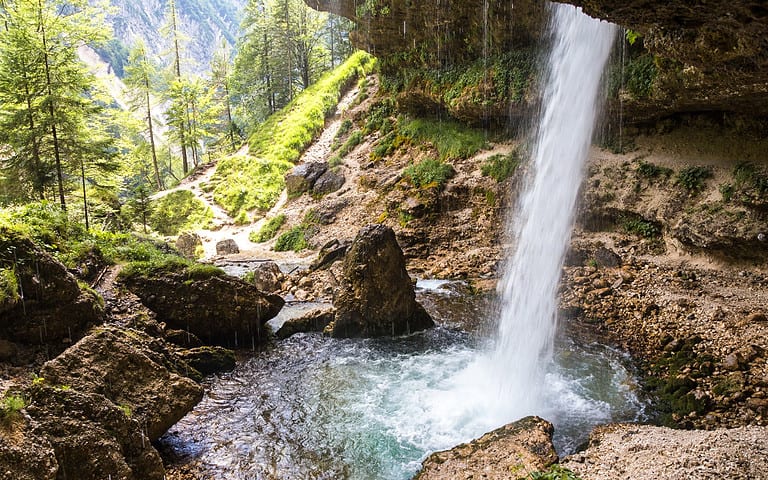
[{"xmin": 209, "ymin": 51, "xmax": 376, "ymax": 218}]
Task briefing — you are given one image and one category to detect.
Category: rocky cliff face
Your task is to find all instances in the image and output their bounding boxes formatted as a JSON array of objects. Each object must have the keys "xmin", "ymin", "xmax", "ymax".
[{"xmin": 305, "ymin": 0, "xmax": 768, "ymax": 123}]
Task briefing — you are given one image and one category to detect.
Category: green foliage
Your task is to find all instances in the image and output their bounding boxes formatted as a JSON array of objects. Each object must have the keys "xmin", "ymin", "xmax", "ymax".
[
  {"xmin": 335, "ymin": 130, "xmax": 363, "ymax": 158},
  {"xmin": 625, "ymin": 54, "xmax": 656, "ymax": 98},
  {"xmin": 636, "ymin": 160, "xmax": 673, "ymax": 179},
  {"xmin": 370, "ymin": 132, "xmax": 401, "ymax": 161},
  {"xmin": 119, "ymin": 254, "xmax": 224, "ymax": 281},
  {"xmin": 481, "ymin": 151, "xmax": 521, "ymax": 182},
  {"xmin": 625, "ymin": 29, "xmax": 641, "ymax": 46},
  {"xmin": 0, "ymin": 201, "xmax": 84, "ymax": 250},
  {"xmin": 399, "ymin": 117, "xmax": 487, "ymax": 161},
  {"xmin": 733, "ymin": 161, "xmax": 768, "ymax": 193},
  {"xmin": 529, "ymin": 465, "xmax": 582, "ymax": 480},
  {"xmin": 620, "ymin": 215, "xmax": 661, "ymax": 238},
  {"xmin": 0, "ymin": 393, "xmax": 26, "ymax": 424},
  {"xmin": 719, "ymin": 183, "xmax": 734, "ymax": 202},
  {"xmin": 331, "ymin": 119, "xmax": 354, "ymax": 150},
  {"xmin": 676, "ymin": 166, "xmax": 713, "ymax": 193},
  {"xmin": 117, "ymin": 404, "xmax": 132, "ymax": 418},
  {"xmin": 273, "ymin": 210, "xmax": 319, "ymax": 252},
  {"xmin": 0, "ymin": 268, "xmax": 19, "ymax": 307},
  {"xmin": 404, "ymin": 158, "xmax": 455, "ymax": 189},
  {"xmin": 363, "ymin": 98, "xmax": 396, "ymax": 134},
  {"xmin": 274, "ymin": 225, "xmax": 309, "ymax": 252},
  {"xmin": 212, "ymin": 52, "xmax": 375, "ymax": 217},
  {"xmin": 250, "ymin": 214, "xmax": 286, "ymax": 243},
  {"xmin": 149, "ymin": 190, "xmax": 213, "ymax": 236}
]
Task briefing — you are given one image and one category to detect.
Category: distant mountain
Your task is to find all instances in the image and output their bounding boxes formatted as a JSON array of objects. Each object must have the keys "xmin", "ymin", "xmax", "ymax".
[{"xmin": 94, "ymin": 0, "xmax": 247, "ymax": 77}]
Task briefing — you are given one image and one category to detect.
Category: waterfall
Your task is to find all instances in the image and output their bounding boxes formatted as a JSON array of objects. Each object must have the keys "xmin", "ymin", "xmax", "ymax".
[{"xmin": 492, "ymin": 5, "xmax": 616, "ymax": 416}]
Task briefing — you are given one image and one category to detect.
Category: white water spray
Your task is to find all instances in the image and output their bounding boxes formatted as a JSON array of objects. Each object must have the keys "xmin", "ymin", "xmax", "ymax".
[{"xmin": 492, "ymin": 4, "xmax": 616, "ymax": 417}]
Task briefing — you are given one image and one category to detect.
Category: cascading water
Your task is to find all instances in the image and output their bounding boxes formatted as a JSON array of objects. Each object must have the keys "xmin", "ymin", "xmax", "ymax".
[
  {"xmin": 492, "ymin": 2, "xmax": 617, "ymax": 417},
  {"xmin": 161, "ymin": 6, "xmax": 643, "ymax": 480}
]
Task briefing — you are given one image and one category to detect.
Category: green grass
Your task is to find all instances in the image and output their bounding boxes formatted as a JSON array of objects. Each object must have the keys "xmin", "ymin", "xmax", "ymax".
[
  {"xmin": 0, "ymin": 393, "xmax": 25, "ymax": 425},
  {"xmin": 529, "ymin": 465, "xmax": 582, "ymax": 480},
  {"xmin": 398, "ymin": 117, "xmax": 487, "ymax": 161},
  {"xmin": 273, "ymin": 211, "xmax": 319, "ymax": 252},
  {"xmin": 481, "ymin": 150, "xmax": 521, "ymax": 182},
  {"xmin": 250, "ymin": 214, "xmax": 286, "ymax": 243},
  {"xmin": 404, "ymin": 158, "xmax": 455, "ymax": 189},
  {"xmin": 209, "ymin": 52, "xmax": 376, "ymax": 218},
  {"xmin": 149, "ymin": 190, "xmax": 213, "ymax": 236},
  {"xmin": 119, "ymin": 254, "xmax": 224, "ymax": 281},
  {"xmin": 733, "ymin": 161, "xmax": 768, "ymax": 194}
]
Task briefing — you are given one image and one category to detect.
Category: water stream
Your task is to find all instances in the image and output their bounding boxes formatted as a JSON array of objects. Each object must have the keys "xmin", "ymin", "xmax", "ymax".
[{"xmin": 161, "ymin": 5, "xmax": 638, "ymax": 479}]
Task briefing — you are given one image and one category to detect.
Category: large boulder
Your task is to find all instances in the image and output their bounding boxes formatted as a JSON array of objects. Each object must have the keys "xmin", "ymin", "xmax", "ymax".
[
  {"xmin": 285, "ymin": 162, "xmax": 328, "ymax": 196},
  {"xmin": 0, "ymin": 229, "xmax": 102, "ymax": 351},
  {"xmin": 312, "ymin": 170, "xmax": 346, "ymax": 195},
  {"xmin": 121, "ymin": 267, "xmax": 284, "ymax": 347},
  {"xmin": 215, "ymin": 238, "xmax": 240, "ymax": 256},
  {"xmin": 275, "ymin": 306, "xmax": 336, "ymax": 340},
  {"xmin": 39, "ymin": 326, "xmax": 203, "ymax": 442},
  {"xmin": 327, "ymin": 224, "xmax": 433, "ymax": 337},
  {"xmin": 415, "ymin": 416, "xmax": 558, "ymax": 479},
  {"xmin": 26, "ymin": 385, "xmax": 165, "ymax": 480},
  {"xmin": 248, "ymin": 261, "xmax": 285, "ymax": 293}
]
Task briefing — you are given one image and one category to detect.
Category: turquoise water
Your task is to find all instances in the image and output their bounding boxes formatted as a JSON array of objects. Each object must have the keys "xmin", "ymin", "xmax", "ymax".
[{"xmin": 160, "ymin": 287, "xmax": 644, "ymax": 480}]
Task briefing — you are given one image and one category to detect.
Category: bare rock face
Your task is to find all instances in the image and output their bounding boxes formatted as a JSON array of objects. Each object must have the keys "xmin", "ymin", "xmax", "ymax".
[
  {"xmin": 0, "ymin": 230, "xmax": 102, "ymax": 353},
  {"xmin": 39, "ymin": 326, "xmax": 203, "ymax": 442},
  {"xmin": 312, "ymin": 170, "xmax": 346, "ymax": 195},
  {"xmin": 122, "ymin": 267, "xmax": 284, "ymax": 347},
  {"xmin": 415, "ymin": 416, "xmax": 559, "ymax": 479},
  {"xmin": 328, "ymin": 224, "xmax": 433, "ymax": 338}
]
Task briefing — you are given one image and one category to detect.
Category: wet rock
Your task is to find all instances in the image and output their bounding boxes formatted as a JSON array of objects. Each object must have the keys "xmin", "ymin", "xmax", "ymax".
[
  {"xmin": 39, "ymin": 326, "xmax": 203, "ymax": 441},
  {"xmin": 0, "ymin": 417, "xmax": 58, "ymax": 480},
  {"xmin": 310, "ymin": 239, "xmax": 351, "ymax": 271},
  {"xmin": 312, "ymin": 169, "xmax": 346, "ymax": 195},
  {"xmin": 215, "ymin": 239, "xmax": 240, "ymax": 256},
  {"xmin": 415, "ymin": 416, "xmax": 558, "ymax": 479},
  {"xmin": 0, "ymin": 230, "xmax": 102, "ymax": 352},
  {"xmin": 122, "ymin": 268, "xmax": 284, "ymax": 348},
  {"xmin": 328, "ymin": 225, "xmax": 434, "ymax": 338},
  {"xmin": 178, "ymin": 346, "xmax": 236, "ymax": 375},
  {"xmin": 26, "ymin": 385, "xmax": 165, "ymax": 480},
  {"xmin": 164, "ymin": 329, "xmax": 203, "ymax": 348},
  {"xmin": 286, "ymin": 162, "xmax": 328, "ymax": 196},
  {"xmin": 176, "ymin": 232, "xmax": 203, "ymax": 259},
  {"xmin": 276, "ymin": 307, "xmax": 336, "ymax": 340},
  {"xmin": 248, "ymin": 261, "xmax": 284, "ymax": 293},
  {"xmin": 723, "ymin": 353, "xmax": 744, "ymax": 372}
]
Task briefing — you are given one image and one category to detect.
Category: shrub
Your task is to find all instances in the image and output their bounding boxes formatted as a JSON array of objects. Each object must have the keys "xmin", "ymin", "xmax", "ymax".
[
  {"xmin": 529, "ymin": 465, "xmax": 582, "ymax": 480},
  {"xmin": 637, "ymin": 160, "xmax": 673, "ymax": 179},
  {"xmin": 676, "ymin": 166, "xmax": 713, "ymax": 193},
  {"xmin": 733, "ymin": 161, "xmax": 768, "ymax": 193},
  {"xmin": 250, "ymin": 214, "xmax": 286, "ymax": 243},
  {"xmin": 404, "ymin": 158, "xmax": 455, "ymax": 189},
  {"xmin": 0, "ymin": 393, "xmax": 25, "ymax": 425},
  {"xmin": 274, "ymin": 226, "xmax": 309, "ymax": 252},
  {"xmin": 625, "ymin": 54, "xmax": 656, "ymax": 98},
  {"xmin": 0, "ymin": 268, "xmax": 19, "ymax": 307},
  {"xmin": 481, "ymin": 151, "xmax": 520, "ymax": 182},
  {"xmin": 149, "ymin": 190, "xmax": 213, "ymax": 236},
  {"xmin": 620, "ymin": 215, "xmax": 661, "ymax": 238}
]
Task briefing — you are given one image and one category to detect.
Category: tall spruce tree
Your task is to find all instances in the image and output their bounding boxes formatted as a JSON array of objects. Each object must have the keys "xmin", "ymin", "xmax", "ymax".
[{"xmin": 0, "ymin": 0, "xmax": 112, "ymax": 216}]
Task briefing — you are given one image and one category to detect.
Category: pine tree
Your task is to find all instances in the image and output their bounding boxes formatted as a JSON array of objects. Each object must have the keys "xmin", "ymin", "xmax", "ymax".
[
  {"xmin": 124, "ymin": 42, "xmax": 163, "ymax": 189},
  {"xmin": 165, "ymin": 0, "xmax": 190, "ymax": 175}
]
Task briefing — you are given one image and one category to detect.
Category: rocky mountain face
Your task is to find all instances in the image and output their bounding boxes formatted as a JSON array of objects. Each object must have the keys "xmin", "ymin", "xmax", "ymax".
[{"xmin": 97, "ymin": 0, "xmax": 247, "ymax": 76}]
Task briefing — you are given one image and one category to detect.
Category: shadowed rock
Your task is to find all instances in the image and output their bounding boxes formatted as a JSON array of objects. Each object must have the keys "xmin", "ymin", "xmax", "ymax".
[{"xmin": 327, "ymin": 224, "xmax": 433, "ymax": 337}]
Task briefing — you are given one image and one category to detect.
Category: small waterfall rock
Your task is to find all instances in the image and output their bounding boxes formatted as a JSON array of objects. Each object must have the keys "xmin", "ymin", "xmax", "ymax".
[
  {"xmin": 327, "ymin": 224, "xmax": 433, "ymax": 338},
  {"xmin": 414, "ymin": 416, "xmax": 558, "ymax": 480},
  {"xmin": 215, "ymin": 239, "xmax": 240, "ymax": 256},
  {"xmin": 178, "ymin": 346, "xmax": 237, "ymax": 375},
  {"xmin": 285, "ymin": 162, "xmax": 328, "ymax": 196},
  {"xmin": 176, "ymin": 232, "xmax": 203, "ymax": 259}
]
